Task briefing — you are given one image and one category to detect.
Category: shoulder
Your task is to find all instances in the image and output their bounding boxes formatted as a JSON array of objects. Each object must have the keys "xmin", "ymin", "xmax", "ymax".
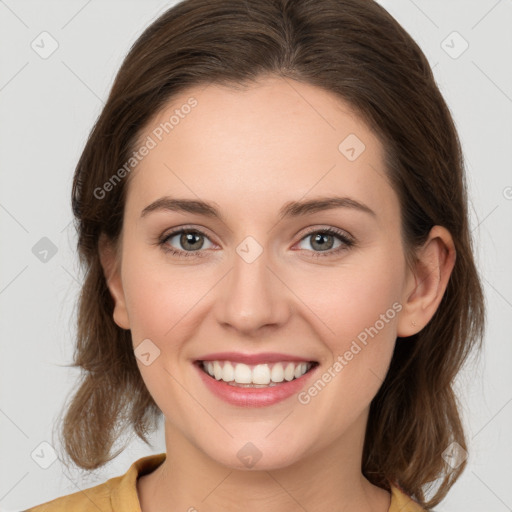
[
  {"xmin": 23, "ymin": 453, "xmax": 167, "ymax": 512},
  {"xmin": 22, "ymin": 477, "xmax": 117, "ymax": 512},
  {"xmin": 389, "ymin": 484, "xmax": 427, "ymax": 511}
]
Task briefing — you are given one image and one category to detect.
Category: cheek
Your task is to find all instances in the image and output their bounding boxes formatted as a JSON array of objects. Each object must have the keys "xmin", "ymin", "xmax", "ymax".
[
  {"xmin": 293, "ymin": 253, "xmax": 403, "ymax": 413},
  {"xmin": 295, "ymin": 248, "xmax": 404, "ymax": 346},
  {"xmin": 305, "ymin": 267, "xmax": 402, "ymax": 422},
  {"xmin": 120, "ymin": 244, "xmax": 197, "ymax": 338}
]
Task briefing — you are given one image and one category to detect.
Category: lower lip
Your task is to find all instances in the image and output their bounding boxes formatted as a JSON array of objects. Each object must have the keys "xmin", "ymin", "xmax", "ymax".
[{"xmin": 194, "ymin": 362, "xmax": 318, "ymax": 407}]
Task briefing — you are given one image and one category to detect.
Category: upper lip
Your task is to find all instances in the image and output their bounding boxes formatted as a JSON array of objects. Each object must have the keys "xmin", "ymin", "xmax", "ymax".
[{"xmin": 195, "ymin": 352, "xmax": 317, "ymax": 365}]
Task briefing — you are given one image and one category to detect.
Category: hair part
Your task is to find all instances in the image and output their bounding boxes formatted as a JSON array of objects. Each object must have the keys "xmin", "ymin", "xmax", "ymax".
[{"xmin": 57, "ymin": 0, "xmax": 485, "ymax": 508}]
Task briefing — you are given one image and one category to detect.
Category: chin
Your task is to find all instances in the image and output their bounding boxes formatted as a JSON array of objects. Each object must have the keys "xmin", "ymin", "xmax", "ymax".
[{"xmin": 200, "ymin": 436, "xmax": 309, "ymax": 472}]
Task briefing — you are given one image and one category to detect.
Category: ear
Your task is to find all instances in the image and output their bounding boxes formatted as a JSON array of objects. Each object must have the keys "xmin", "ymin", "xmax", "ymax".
[
  {"xmin": 98, "ymin": 232, "xmax": 130, "ymax": 330},
  {"xmin": 397, "ymin": 225, "xmax": 456, "ymax": 337}
]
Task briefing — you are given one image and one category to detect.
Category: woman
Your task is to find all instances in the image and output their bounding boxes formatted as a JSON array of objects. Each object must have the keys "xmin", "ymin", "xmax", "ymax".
[{"xmin": 25, "ymin": 0, "xmax": 485, "ymax": 510}]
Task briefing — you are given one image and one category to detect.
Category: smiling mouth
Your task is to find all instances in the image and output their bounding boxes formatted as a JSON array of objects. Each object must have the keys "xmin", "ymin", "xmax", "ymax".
[{"xmin": 195, "ymin": 360, "xmax": 319, "ymax": 387}]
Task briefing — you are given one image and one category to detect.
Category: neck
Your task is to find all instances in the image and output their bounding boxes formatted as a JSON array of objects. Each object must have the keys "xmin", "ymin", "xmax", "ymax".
[{"xmin": 137, "ymin": 411, "xmax": 391, "ymax": 512}]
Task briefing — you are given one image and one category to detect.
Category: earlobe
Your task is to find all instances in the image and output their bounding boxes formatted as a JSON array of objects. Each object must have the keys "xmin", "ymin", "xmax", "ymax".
[
  {"xmin": 98, "ymin": 233, "xmax": 130, "ymax": 330},
  {"xmin": 397, "ymin": 226, "xmax": 456, "ymax": 337}
]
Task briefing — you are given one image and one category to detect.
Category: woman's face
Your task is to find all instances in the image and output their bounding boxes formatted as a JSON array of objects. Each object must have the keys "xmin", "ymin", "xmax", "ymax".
[{"xmin": 104, "ymin": 76, "xmax": 418, "ymax": 469}]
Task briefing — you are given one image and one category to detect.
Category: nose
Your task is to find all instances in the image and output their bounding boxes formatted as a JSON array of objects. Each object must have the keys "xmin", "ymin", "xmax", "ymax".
[{"xmin": 215, "ymin": 240, "xmax": 291, "ymax": 336}]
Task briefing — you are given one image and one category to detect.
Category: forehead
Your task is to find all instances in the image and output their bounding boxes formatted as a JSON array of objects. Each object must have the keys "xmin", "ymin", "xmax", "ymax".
[{"xmin": 126, "ymin": 77, "xmax": 397, "ymax": 224}]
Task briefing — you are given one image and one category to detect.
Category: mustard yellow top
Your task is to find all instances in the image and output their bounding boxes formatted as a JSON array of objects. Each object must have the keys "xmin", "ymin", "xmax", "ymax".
[{"xmin": 24, "ymin": 452, "xmax": 426, "ymax": 511}]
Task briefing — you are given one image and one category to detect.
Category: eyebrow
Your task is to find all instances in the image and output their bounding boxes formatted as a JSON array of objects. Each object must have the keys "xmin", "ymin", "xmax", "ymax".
[{"xmin": 140, "ymin": 195, "xmax": 376, "ymax": 221}]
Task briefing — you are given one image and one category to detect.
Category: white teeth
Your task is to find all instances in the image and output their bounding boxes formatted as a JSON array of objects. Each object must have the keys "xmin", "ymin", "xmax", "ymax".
[
  {"xmin": 234, "ymin": 363, "xmax": 252, "ymax": 384},
  {"xmin": 222, "ymin": 361, "xmax": 235, "ymax": 382},
  {"xmin": 201, "ymin": 360, "xmax": 313, "ymax": 385},
  {"xmin": 294, "ymin": 363, "xmax": 308, "ymax": 379},
  {"xmin": 252, "ymin": 364, "xmax": 271, "ymax": 385},
  {"xmin": 213, "ymin": 361, "xmax": 223, "ymax": 380},
  {"xmin": 284, "ymin": 362, "xmax": 295, "ymax": 381},
  {"xmin": 270, "ymin": 363, "xmax": 284, "ymax": 383}
]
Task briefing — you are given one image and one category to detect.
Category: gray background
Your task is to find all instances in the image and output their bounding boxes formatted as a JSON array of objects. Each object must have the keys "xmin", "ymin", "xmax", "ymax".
[{"xmin": 0, "ymin": 1, "xmax": 511, "ymax": 511}]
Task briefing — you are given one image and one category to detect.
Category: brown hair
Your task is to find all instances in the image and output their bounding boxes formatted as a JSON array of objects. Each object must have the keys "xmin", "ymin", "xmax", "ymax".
[{"xmin": 56, "ymin": 0, "xmax": 485, "ymax": 508}]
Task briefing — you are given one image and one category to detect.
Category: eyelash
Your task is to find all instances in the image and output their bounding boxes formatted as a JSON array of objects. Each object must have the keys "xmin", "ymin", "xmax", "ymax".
[{"xmin": 157, "ymin": 226, "xmax": 355, "ymax": 259}]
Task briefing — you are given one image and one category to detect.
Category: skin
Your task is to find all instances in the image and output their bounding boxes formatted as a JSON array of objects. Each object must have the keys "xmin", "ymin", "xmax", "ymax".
[{"xmin": 99, "ymin": 76, "xmax": 456, "ymax": 512}]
